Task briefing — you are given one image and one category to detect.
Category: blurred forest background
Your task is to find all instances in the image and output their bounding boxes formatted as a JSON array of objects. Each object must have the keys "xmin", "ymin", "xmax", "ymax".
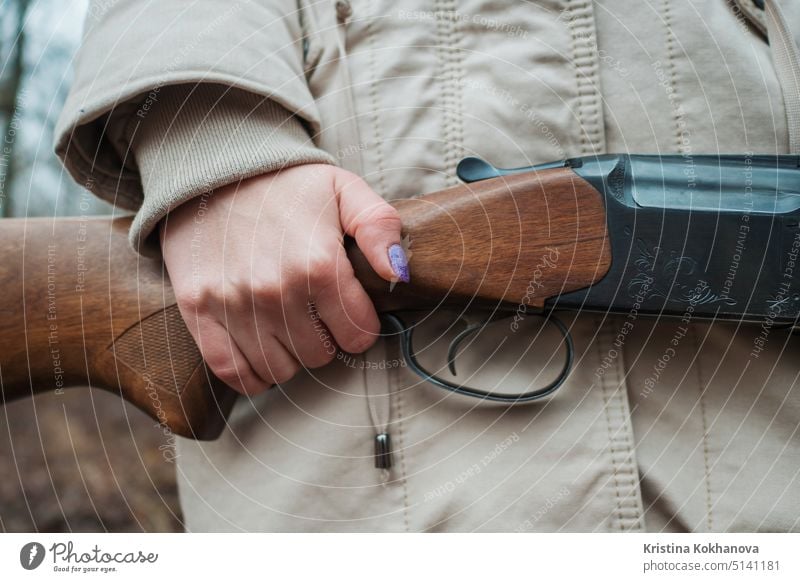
[{"xmin": 0, "ymin": 0, "xmax": 182, "ymax": 531}]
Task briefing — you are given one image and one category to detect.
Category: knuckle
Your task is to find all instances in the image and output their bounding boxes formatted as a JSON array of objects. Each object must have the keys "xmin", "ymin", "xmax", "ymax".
[
  {"xmin": 175, "ymin": 284, "xmax": 213, "ymax": 314},
  {"xmin": 306, "ymin": 253, "xmax": 339, "ymax": 288},
  {"xmin": 216, "ymin": 274, "xmax": 249, "ymax": 308},
  {"xmin": 221, "ymin": 272, "xmax": 250, "ymax": 294},
  {"xmin": 368, "ymin": 205, "xmax": 402, "ymax": 231},
  {"xmin": 225, "ymin": 272, "xmax": 283, "ymax": 307},
  {"xmin": 251, "ymin": 276, "xmax": 284, "ymax": 306}
]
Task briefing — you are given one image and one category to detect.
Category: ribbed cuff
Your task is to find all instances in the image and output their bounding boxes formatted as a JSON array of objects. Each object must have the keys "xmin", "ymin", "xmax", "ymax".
[{"xmin": 129, "ymin": 83, "xmax": 337, "ymax": 255}]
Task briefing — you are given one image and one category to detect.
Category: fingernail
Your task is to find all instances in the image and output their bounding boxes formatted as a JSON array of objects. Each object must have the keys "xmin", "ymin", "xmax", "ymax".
[{"xmin": 388, "ymin": 243, "xmax": 410, "ymax": 283}]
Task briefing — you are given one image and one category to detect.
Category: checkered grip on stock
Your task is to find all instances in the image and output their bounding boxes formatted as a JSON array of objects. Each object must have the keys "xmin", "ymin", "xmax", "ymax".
[{"xmin": 111, "ymin": 304, "xmax": 202, "ymax": 395}]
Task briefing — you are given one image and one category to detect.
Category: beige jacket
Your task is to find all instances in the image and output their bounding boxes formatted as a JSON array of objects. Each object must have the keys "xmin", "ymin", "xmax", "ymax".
[{"xmin": 56, "ymin": 0, "xmax": 800, "ymax": 532}]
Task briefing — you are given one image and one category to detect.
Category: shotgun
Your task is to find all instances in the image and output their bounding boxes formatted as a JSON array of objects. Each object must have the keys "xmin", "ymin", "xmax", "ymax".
[{"xmin": 1, "ymin": 154, "xmax": 797, "ymax": 440}]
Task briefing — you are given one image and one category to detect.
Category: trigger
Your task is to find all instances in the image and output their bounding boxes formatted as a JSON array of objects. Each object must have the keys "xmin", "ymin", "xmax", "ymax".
[{"xmin": 446, "ymin": 320, "xmax": 489, "ymax": 376}]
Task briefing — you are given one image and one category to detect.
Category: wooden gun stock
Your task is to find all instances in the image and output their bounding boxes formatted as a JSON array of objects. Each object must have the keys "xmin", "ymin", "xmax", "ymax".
[
  {"xmin": 0, "ymin": 168, "xmax": 610, "ymax": 439},
  {"xmin": 0, "ymin": 216, "xmax": 236, "ymax": 440}
]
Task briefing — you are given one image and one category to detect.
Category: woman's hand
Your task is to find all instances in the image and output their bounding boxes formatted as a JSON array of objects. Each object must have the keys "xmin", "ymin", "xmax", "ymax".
[{"xmin": 160, "ymin": 164, "xmax": 408, "ymax": 395}]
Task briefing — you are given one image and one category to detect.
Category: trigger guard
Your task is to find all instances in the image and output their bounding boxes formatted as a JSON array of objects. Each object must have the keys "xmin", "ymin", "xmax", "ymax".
[{"xmin": 378, "ymin": 311, "xmax": 574, "ymax": 404}]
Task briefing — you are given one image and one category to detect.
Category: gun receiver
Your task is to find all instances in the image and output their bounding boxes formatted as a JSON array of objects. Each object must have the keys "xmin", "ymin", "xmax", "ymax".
[{"xmin": 459, "ymin": 154, "xmax": 800, "ymax": 322}]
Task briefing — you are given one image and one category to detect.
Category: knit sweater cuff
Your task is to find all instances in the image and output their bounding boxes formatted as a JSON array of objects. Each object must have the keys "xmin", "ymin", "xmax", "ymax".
[{"xmin": 129, "ymin": 83, "xmax": 337, "ymax": 254}]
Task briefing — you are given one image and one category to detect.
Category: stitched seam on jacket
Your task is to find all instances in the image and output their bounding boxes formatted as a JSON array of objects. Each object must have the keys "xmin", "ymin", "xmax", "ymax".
[
  {"xmin": 596, "ymin": 318, "xmax": 626, "ymax": 530},
  {"xmin": 330, "ymin": 5, "xmax": 365, "ymax": 177},
  {"xmin": 566, "ymin": 0, "xmax": 606, "ymax": 155},
  {"xmin": 691, "ymin": 326, "xmax": 714, "ymax": 532},
  {"xmin": 435, "ymin": 0, "xmax": 464, "ymax": 187},
  {"xmin": 662, "ymin": 0, "xmax": 688, "ymax": 154},
  {"xmin": 366, "ymin": 12, "xmax": 388, "ymax": 198},
  {"xmin": 390, "ymin": 359, "xmax": 411, "ymax": 532},
  {"xmin": 596, "ymin": 317, "xmax": 644, "ymax": 531},
  {"xmin": 598, "ymin": 341, "xmax": 624, "ymax": 530}
]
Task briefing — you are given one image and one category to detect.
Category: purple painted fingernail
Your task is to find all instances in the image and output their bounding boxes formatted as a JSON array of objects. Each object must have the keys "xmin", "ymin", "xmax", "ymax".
[{"xmin": 388, "ymin": 243, "xmax": 410, "ymax": 283}]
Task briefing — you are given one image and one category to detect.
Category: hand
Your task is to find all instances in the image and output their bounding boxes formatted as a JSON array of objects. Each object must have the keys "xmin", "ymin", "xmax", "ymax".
[{"xmin": 159, "ymin": 164, "xmax": 408, "ymax": 395}]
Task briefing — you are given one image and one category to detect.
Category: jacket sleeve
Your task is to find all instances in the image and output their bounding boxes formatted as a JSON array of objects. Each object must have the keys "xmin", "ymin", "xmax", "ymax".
[{"xmin": 54, "ymin": 0, "xmax": 335, "ymax": 254}]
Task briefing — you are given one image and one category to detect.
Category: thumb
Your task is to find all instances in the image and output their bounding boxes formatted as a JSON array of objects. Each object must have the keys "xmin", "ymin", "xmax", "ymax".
[{"xmin": 334, "ymin": 168, "xmax": 409, "ymax": 284}]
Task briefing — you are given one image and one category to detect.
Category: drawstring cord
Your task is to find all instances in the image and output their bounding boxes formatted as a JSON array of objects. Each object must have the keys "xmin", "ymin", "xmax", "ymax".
[
  {"xmin": 362, "ymin": 342, "xmax": 393, "ymax": 483},
  {"xmin": 331, "ymin": 0, "xmax": 393, "ymax": 475}
]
